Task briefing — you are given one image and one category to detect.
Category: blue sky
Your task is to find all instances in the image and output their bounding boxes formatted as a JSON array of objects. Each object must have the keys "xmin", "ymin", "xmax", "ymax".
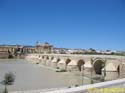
[{"xmin": 0, "ymin": 0, "xmax": 125, "ymax": 50}]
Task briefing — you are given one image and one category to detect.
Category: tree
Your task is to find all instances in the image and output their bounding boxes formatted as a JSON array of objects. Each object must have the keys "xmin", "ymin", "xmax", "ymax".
[{"xmin": 0, "ymin": 72, "xmax": 15, "ymax": 93}]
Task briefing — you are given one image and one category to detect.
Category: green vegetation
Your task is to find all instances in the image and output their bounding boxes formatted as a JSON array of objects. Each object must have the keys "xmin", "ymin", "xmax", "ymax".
[
  {"xmin": 8, "ymin": 54, "xmax": 14, "ymax": 59},
  {"xmin": 56, "ymin": 69, "xmax": 66, "ymax": 72},
  {"xmin": 56, "ymin": 67, "xmax": 60, "ymax": 69},
  {"xmin": 0, "ymin": 72, "xmax": 15, "ymax": 93},
  {"xmin": 75, "ymin": 84, "xmax": 79, "ymax": 87}
]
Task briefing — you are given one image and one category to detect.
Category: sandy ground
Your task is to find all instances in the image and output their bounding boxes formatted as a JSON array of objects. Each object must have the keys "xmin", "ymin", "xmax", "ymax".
[{"xmin": 0, "ymin": 59, "xmax": 93, "ymax": 92}]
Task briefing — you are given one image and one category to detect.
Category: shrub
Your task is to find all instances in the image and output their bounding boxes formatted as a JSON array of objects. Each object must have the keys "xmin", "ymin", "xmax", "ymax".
[{"xmin": 56, "ymin": 69, "xmax": 66, "ymax": 72}]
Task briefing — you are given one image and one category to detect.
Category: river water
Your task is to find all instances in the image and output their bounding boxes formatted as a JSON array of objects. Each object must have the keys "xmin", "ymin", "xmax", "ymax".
[{"xmin": 0, "ymin": 59, "xmax": 92, "ymax": 92}]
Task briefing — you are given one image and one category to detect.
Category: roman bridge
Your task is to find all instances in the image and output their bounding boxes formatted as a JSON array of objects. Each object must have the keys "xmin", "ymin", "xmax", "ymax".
[{"xmin": 26, "ymin": 54, "xmax": 125, "ymax": 80}]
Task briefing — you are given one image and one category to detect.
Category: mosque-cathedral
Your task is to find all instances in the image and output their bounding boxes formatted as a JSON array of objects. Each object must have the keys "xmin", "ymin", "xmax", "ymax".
[{"xmin": 0, "ymin": 42, "xmax": 53, "ymax": 58}]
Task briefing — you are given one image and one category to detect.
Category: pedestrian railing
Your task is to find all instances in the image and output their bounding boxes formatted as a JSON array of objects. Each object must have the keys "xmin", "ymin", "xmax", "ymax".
[
  {"xmin": 9, "ymin": 78, "xmax": 125, "ymax": 93},
  {"xmin": 43, "ymin": 78, "xmax": 125, "ymax": 93}
]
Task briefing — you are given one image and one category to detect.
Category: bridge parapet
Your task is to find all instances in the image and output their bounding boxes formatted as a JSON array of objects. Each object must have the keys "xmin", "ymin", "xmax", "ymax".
[{"xmin": 28, "ymin": 54, "xmax": 125, "ymax": 60}]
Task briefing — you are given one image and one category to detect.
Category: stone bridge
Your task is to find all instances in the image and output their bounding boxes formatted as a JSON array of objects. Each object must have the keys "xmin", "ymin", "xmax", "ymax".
[{"xmin": 26, "ymin": 54, "xmax": 125, "ymax": 80}]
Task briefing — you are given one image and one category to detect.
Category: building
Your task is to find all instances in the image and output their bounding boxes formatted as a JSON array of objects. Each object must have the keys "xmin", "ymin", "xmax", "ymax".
[
  {"xmin": 0, "ymin": 45, "xmax": 35, "ymax": 54},
  {"xmin": 0, "ymin": 45, "xmax": 36, "ymax": 58},
  {"xmin": 53, "ymin": 48, "xmax": 68, "ymax": 54},
  {"xmin": 35, "ymin": 42, "xmax": 53, "ymax": 54}
]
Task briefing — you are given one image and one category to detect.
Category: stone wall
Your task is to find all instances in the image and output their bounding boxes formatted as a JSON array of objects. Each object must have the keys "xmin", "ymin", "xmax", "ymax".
[{"xmin": 0, "ymin": 51, "xmax": 9, "ymax": 59}]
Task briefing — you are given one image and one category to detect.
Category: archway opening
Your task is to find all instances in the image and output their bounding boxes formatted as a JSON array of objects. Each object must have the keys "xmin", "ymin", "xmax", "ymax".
[
  {"xmin": 66, "ymin": 59, "xmax": 71, "ymax": 65},
  {"xmin": 57, "ymin": 58, "xmax": 60, "ymax": 63},
  {"xmin": 77, "ymin": 60, "xmax": 85, "ymax": 71},
  {"xmin": 94, "ymin": 60, "xmax": 105, "ymax": 75},
  {"xmin": 51, "ymin": 57, "xmax": 54, "ymax": 60},
  {"xmin": 46, "ymin": 56, "xmax": 49, "ymax": 60}
]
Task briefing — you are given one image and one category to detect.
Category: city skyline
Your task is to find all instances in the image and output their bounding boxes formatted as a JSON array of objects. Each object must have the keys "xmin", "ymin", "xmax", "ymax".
[{"xmin": 0, "ymin": 0, "xmax": 125, "ymax": 50}]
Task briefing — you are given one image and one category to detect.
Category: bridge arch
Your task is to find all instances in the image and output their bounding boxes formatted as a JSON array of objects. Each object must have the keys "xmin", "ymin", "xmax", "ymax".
[
  {"xmin": 50, "ymin": 56, "xmax": 54, "ymax": 60},
  {"xmin": 65, "ymin": 58, "xmax": 71, "ymax": 65},
  {"xmin": 93, "ymin": 58, "xmax": 106, "ymax": 75},
  {"xmin": 57, "ymin": 58, "xmax": 71, "ymax": 70},
  {"xmin": 77, "ymin": 59, "xmax": 85, "ymax": 71},
  {"xmin": 39, "ymin": 55, "xmax": 41, "ymax": 58},
  {"xmin": 46, "ymin": 56, "xmax": 52, "ymax": 66},
  {"xmin": 51, "ymin": 57, "xmax": 61, "ymax": 68},
  {"xmin": 42, "ymin": 56, "xmax": 44, "ymax": 59},
  {"xmin": 57, "ymin": 58, "xmax": 61, "ymax": 63},
  {"xmin": 46, "ymin": 56, "xmax": 49, "ymax": 60},
  {"xmin": 41, "ymin": 56, "xmax": 48, "ymax": 65}
]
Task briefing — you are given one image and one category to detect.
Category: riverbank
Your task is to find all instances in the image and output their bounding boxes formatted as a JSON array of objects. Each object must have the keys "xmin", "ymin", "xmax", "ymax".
[{"xmin": 0, "ymin": 59, "xmax": 94, "ymax": 92}]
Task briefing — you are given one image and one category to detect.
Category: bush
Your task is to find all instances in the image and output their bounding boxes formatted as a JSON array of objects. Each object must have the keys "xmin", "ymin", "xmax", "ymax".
[
  {"xmin": 68, "ymin": 86, "xmax": 71, "ymax": 88},
  {"xmin": 56, "ymin": 67, "xmax": 60, "ymax": 69},
  {"xmin": 56, "ymin": 69, "xmax": 66, "ymax": 72},
  {"xmin": 75, "ymin": 84, "xmax": 79, "ymax": 87}
]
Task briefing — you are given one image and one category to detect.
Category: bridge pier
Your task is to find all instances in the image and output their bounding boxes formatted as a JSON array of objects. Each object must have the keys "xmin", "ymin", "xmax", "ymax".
[
  {"xmin": 25, "ymin": 54, "xmax": 125, "ymax": 81},
  {"xmin": 51, "ymin": 58, "xmax": 60, "ymax": 68},
  {"xmin": 46, "ymin": 57, "xmax": 52, "ymax": 66}
]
